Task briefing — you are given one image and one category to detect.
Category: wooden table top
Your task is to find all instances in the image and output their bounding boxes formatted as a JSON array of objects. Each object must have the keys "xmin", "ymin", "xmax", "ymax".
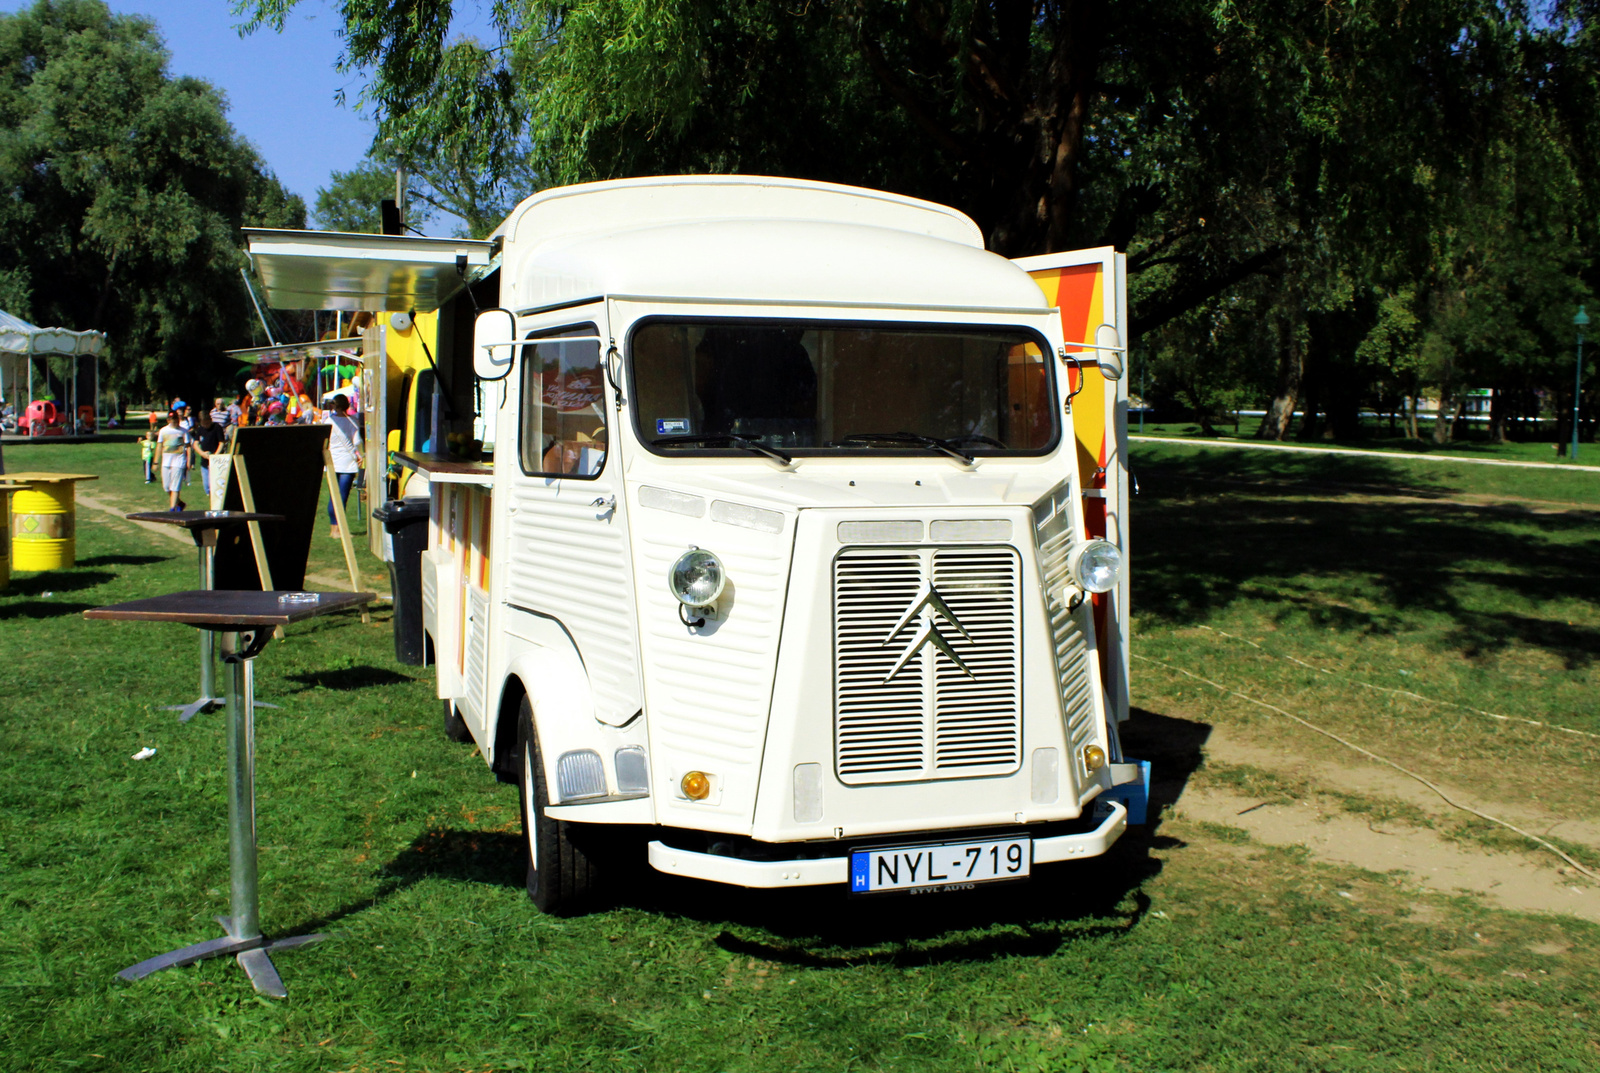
[
  {"xmin": 84, "ymin": 589, "xmax": 375, "ymax": 628},
  {"xmin": 125, "ymin": 510, "xmax": 285, "ymax": 530},
  {"xmin": 394, "ymin": 451, "xmax": 494, "ymax": 477},
  {"xmin": 0, "ymin": 471, "xmax": 100, "ymax": 484}
]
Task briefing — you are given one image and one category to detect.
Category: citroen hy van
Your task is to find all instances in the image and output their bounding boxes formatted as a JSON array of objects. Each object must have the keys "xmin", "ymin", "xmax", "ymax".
[{"xmin": 251, "ymin": 176, "xmax": 1144, "ymax": 912}]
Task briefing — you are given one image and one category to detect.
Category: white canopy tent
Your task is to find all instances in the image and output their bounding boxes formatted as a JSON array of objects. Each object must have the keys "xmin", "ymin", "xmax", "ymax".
[{"xmin": 0, "ymin": 310, "xmax": 109, "ymax": 433}]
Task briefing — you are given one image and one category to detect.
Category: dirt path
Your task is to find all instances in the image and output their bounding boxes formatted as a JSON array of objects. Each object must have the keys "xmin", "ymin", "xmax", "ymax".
[
  {"xmin": 1130, "ymin": 433, "xmax": 1600, "ymax": 473},
  {"xmin": 1174, "ymin": 727, "xmax": 1600, "ymax": 923},
  {"xmin": 76, "ymin": 490, "xmax": 366, "ymax": 592}
]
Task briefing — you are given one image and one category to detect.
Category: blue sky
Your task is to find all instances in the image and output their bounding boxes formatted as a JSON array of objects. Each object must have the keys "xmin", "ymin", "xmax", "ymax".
[{"xmin": 4, "ymin": 0, "xmax": 493, "ymax": 236}]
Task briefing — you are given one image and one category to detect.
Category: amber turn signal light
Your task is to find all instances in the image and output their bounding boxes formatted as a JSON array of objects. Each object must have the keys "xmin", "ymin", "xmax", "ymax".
[
  {"xmin": 681, "ymin": 770, "xmax": 711, "ymax": 800},
  {"xmin": 1082, "ymin": 745, "xmax": 1106, "ymax": 772}
]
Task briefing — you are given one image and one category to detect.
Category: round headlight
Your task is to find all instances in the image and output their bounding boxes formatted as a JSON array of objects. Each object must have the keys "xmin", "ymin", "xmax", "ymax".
[
  {"xmin": 668, "ymin": 549, "xmax": 726, "ymax": 607},
  {"xmin": 1068, "ymin": 539, "xmax": 1122, "ymax": 594}
]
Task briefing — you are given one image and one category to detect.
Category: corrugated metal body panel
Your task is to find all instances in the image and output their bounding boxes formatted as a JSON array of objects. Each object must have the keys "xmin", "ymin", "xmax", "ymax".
[
  {"xmin": 1032, "ymin": 485, "xmax": 1096, "ymax": 752},
  {"xmin": 463, "ymin": 588, "xmax": 491, "ymax": 723},
  {"xmin": 834, "ymin": 546, "xmax": 1022, "ymax": 784}
]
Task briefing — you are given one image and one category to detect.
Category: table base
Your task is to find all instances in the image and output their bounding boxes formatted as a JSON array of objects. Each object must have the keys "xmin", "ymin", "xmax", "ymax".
[
  {"xmin": 116, "ymin": 920, "xmax": 326, "ymax": 999},
  {"xmin": 120, "ymin": 632, "xmax": 312, "ymax": 997},
  {"xmin": 162, "ymin": 696, "xmax": 279, "ymax": 723}
]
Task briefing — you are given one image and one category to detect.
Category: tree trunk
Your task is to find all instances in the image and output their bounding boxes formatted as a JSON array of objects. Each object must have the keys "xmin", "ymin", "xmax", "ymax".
[
  {"xmin": 1260, "ymin": 329, "xmax": 1303, "ymax": 440},
  {"xmin": 1297, "ymin": 371, "xmax": 1322, "ymax": 441},
  {"xmin": 1432, "ymin": 385, "xmax": 1454, "ymax": 444},
  {"xmin": 1406, "ymin": 394, "xmax": 1419, "ymax": 439},
  {"xmin": 1488, "ymin": 387, "xmax": 1507, "ymax": 444}
]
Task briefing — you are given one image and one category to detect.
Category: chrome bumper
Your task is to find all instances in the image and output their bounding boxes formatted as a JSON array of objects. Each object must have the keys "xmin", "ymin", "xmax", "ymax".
[{"xmin": 646, "ymin": 800, "xmax": 1128, "ymax": 889}]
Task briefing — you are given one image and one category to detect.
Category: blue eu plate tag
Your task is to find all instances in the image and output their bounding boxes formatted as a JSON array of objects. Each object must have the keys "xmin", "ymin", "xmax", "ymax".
[{"xmin": 656, "ymin": 418, "xmax": 690, "ymax": 435}]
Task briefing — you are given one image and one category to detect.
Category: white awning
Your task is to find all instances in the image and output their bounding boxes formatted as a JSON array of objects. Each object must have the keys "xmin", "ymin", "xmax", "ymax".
[
  {"xmin": 226, "ymin": 337, "xmax": 365, "ymax": 365},
  {"xmin": 244, "ymin": 229, "xmax": 494, "ymax": 312},
  {"xmin": 0, "ymin": 309, "xmax": 106, "ymax": 356}
]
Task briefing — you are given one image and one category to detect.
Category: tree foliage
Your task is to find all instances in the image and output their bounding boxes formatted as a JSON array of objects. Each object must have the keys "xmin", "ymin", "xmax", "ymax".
[
  {"xmin": 313, "ymin": 160, "xmax": 400, "ymax": 233},
  {"xmin": 0, "ymin": 0, "xmax": 305, "ymax": 402},
  {"xmin": 239, "ymin": 0, "xmax": 1598, "ymax": 440}
]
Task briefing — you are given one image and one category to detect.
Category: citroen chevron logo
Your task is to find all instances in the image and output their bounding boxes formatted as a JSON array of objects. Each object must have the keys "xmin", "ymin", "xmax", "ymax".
[{"xmin": 881, "ymin": 581, "xmax": 977, "ymax": 683}]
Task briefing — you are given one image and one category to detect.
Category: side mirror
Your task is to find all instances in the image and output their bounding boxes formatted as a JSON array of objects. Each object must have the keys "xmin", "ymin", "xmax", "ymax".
[
  {"xmin": 1094, "ymin": 323, "xmax": 1124, "ymax": 381},
  {"xmin": 473, "ymin": 308, "xmax": 516, "ymax": 381}
]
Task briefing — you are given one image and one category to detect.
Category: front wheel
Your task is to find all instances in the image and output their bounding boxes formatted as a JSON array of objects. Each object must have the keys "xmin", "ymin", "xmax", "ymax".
[{"xmin": 516, "ymin": 698, "xmax": 599, "ymax": 913}]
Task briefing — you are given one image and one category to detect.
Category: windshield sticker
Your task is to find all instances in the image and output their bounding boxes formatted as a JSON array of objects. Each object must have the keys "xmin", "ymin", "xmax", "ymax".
[
  {"xmin": 539, "ymin": 370, "xmax": 603, "ymax": 413},
  {"xmin": 656, "ymin": 418, "xmax": 691, "ymax": 435}
]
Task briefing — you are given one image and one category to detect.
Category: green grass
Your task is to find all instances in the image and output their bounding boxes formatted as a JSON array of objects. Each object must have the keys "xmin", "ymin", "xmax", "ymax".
[
  {"xmin": 1128, "ymin": 440, "xmax": 1600, "ymax": 812},
  {"xmin": 1132, "ymin": 416, "xmax": 1593, "ymax": 467},
  {"xmin": 3, "ymin": 440, "xmax": 1599, "ymax": 1072}
]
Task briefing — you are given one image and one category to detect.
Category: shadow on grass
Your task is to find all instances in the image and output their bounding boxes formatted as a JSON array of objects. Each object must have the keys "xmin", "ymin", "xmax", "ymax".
[
  {"xmin": 0, "ymin": 600, "xmax": 96, "ymax": 620},
  {"xmin": 1134, "ymin": 450, "xmax": 1600, "ymax": 668},
  {"xmin": 75, "ymin": 553, "xmax": 171, "ymax": 567},
  {"xmin": 677, "ymin": 706, "xmax": 1211, "ymax": 966},
  {"xmin": 283, "ymin": 665, "xmax": 415, "ymax": 691},
  {"xmin": 1, "ymin": 570, "xmax": 117, "ymax": 596},
  {"xmin": 275, "ymin": 707, "xmax": 1211, "ymax": 966}
]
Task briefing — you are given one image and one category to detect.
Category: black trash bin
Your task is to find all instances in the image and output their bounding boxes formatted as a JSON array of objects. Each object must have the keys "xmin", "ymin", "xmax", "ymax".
[{"xmin": 373, "ymin": 498, "xmax": 431, "ymax": 665}]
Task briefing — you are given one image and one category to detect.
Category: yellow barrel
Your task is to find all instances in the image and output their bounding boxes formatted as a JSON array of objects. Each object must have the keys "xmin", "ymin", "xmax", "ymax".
[
  {"xmin": 12, "ymin": 481, "xmax": 76, "ymax": 570},
  {"xmin": 0, "ymin": 490, "xmax": 10, "ymax": 590}
]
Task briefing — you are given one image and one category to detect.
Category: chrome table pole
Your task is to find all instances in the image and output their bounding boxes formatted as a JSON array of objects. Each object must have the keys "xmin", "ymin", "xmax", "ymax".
[{"xmin": 118, "ymin": 629, "xmax": 323, "ymax": 997}]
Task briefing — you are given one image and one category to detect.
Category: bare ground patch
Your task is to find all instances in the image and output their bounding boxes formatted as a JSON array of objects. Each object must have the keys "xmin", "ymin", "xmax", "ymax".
[{"xmin": 1169, "ymin": 726, "xmax": 1600, "ymax": 923}]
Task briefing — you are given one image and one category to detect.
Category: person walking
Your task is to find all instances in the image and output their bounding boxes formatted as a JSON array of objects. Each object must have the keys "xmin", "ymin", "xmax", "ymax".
[
  {"xmin": 191, "ymin": 409, "xmax": 225, "ymax": 501},
  {"xmin": 157, "ymin": 410, "xmax": 190, "ymax": 511},
  {"xmin": 323, "ymin": 393, "xmax": 362, "ymax": 538},
  {"xmin": 139, "ymin": 429, "xmax": 156, "ymax": 483}
]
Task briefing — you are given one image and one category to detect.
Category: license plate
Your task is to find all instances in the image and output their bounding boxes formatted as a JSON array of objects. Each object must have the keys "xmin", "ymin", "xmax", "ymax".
[{"xmin": 850, "ymin": 835, "xmax": 1031, "ymax": 894}]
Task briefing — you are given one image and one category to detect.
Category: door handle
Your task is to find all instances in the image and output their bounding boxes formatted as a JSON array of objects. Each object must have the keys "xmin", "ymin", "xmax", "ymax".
[{"xmin": 591, "ymin": 495, "xmax": 616, "ymax": 516}]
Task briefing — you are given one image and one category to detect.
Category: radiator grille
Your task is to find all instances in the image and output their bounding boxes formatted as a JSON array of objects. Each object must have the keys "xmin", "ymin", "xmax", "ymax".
[{"xmin": 834, "ymin": 546, "xmax": 1022, "ymax": 784}]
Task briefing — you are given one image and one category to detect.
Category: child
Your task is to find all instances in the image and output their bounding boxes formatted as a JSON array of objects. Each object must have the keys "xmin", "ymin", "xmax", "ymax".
[{"xmin": 139, "ymin": 430, "xmax": 156, "ymax": 483}]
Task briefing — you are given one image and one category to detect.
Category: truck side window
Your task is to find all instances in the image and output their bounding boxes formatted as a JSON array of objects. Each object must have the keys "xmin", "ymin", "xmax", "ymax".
[{"xmin": 519, "ymin": 327, "xmax": 607, "ymax": 478}]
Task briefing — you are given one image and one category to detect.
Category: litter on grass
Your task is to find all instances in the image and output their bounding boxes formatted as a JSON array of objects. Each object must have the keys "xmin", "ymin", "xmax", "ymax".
[{"xmin": 131, "ymin": 747, "xmax": 157, "ymax": 761}]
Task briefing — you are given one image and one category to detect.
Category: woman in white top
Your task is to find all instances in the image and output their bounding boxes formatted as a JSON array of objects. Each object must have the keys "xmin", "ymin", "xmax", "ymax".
[
  {"xmin": 157, "ymin": 411, "xmax": 191, "ymax": 511},
  {"xmin": 324, "ymin": 393, "xmax": 362, "ymax": 537}
]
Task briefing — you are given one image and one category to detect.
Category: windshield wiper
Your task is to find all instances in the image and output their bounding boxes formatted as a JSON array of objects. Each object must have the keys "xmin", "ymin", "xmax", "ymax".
[
  {"xmin": 831, "ymin": 431, "xmax": 974, "ymax": 465},
  {"xmin": 651, "ymin": 433, "xmax": 793, "ymax": 465}
]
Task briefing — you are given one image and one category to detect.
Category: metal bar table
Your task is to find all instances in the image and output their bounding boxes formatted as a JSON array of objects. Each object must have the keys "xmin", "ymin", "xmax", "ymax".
[
  {"xmin": 84, "ymin": 588, "xmax": 376, "ymax": 998},
  {"xmin": 124, "ymin": 511, "xmax": 284, "ymax": 722}
]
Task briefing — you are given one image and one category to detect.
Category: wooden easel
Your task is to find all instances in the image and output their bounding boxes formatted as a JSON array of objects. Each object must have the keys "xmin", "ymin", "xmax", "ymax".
[
  {"xmin": 322, "ymin": 446, "xmax": 369, "ymax": 624},
  {"xmin": 230, "ymin": 434, "xmax": 370, "ymax": 634}
]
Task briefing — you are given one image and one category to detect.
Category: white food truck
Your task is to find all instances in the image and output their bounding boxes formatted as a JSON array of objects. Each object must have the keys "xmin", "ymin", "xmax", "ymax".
[{"xmin": 246, "ymin": 176, "xmax": 1145, "ymax": 911}]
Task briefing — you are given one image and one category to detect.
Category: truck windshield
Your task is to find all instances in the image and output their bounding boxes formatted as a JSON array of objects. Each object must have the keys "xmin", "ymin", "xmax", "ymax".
[{"xmin": 629, "ymin": 320, "xmax": 1057, "ymax": 457}]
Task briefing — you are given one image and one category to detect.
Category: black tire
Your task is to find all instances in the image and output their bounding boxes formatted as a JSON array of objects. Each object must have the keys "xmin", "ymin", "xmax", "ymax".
[
  {"xmin": 516, "ymin": 698, "xmax": 599, "ymax": 913},
  {"xmin": 443, "ymin": 700, "xmax": 473, "ymax": 743}
]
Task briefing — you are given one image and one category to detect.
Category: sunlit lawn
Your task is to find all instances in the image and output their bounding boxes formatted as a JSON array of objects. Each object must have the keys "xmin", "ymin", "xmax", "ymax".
[{"xmin": 1, "ymin": 439, "xmax": 1596, "ymax": 1072}]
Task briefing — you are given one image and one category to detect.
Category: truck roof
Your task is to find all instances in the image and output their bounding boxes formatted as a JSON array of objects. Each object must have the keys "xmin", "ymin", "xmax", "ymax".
[
  {"xmin": 497, "ymin": 175, "xmax": 985, "ymax": 248},
  {"xmin": 499, "ymin": 176, "xmax": 1049, "ymax": 315}
]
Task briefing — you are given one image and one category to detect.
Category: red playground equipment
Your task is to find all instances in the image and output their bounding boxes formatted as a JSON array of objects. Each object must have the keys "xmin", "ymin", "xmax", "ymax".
[{"xmin": 20, "ymin": 399, "xmax": 65, "ymax": 436}]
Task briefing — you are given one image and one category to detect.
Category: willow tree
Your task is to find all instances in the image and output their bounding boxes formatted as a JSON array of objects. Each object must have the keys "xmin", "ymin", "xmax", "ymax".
[{"xmin": 242, "ymin": 0, "xmax": 1595, "ymax": 438}]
